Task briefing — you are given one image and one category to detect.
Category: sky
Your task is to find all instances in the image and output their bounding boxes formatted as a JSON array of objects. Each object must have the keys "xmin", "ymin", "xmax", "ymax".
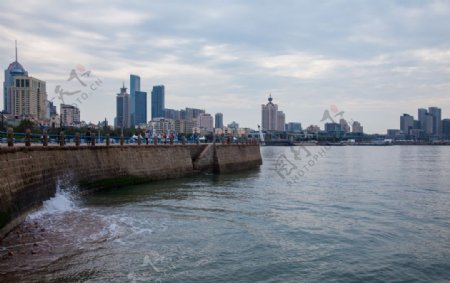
[{"xmin": 1, "ymin": 0, "xmax": 450, "ymax": 133}]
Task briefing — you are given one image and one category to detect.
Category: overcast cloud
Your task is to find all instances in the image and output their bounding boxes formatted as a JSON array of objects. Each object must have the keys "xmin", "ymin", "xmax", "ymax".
[{"xmin": 1, "ymin": 0, "xmax": 450, "ymax": 133}]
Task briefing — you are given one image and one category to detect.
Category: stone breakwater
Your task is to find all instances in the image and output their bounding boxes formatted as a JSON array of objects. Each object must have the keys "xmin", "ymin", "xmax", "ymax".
[{"xmin": 0, "ymin": 144, "xmax": 262, "ymax": 238}]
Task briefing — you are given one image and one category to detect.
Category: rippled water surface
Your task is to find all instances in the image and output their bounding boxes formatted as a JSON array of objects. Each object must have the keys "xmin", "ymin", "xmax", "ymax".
[{"xmin": 1, "ymin": 146, "xmax": 450, "ymax": 282}]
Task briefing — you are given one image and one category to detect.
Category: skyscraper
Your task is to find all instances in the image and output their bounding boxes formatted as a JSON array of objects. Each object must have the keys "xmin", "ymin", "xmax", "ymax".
[
  {"xmin": 185, "ymin": 107, "xmax": 205, "ymax": 120},
  {"xmin": 418, "ymin": 108, "xmax": 428, "ymax": 130},
  {"xmin": 115, "ymin": 83, "xmax": 130, "ymax": 129},
  {"xmin": 60, "ymin": 104, "xmax": 80, "ymax": 127},
  {"xmin": 134, "ymin": 90, "xmax": 147, "ymax": 125},
  {"xmin": 11, "ymin": 76, "xmax": 47, "ymax": 120},
  {"xmin": 442, "ymin": 119, "xmax": 450, "ymax": 137},
  {"xmin": 4, "ymin": 41, "xmax": 28, "ymax": 114},
  {"xmin": 352, "ymin": 121, "xmax": 363, "ymax": 133},
  {"xmin": 199, "ymin": 113, "xmax": 214, "ymax": 132},
  {"xmin": 261, "ymin": 94, "xmax": 285, "ymax": 131},
  {"xmin": 400, "ymin": 114, "xmax": 414, "ymax": 134},
  {"xmin": 276, "ymin": 111, "xmax": 285, "ymax": 131},
  {"xmin": 261, "ymin": 94, "xmax": 278, "ymax": 131},
  {"xmin": 428, "ymin": 107, "xmax": 442, "ymax": 136},
  {"xmin": 129, "ymin": 74, "xmax": 140, "ymax": 126},
  {"xmin": 215, "ymin": 113, "xmax": 223, "ymax": 129},
  {"xmin": 151, "ymin": 85, "xmax": 165, "ymax": 119}
]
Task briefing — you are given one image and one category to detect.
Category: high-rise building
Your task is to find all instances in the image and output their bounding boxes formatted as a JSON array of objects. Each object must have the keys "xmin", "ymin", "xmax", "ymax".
[
  {"xmin": 228, "ymin": 121, "xmax": 239, "ymax": 129},
  {"xmin": 215, "ymin": 113, "xmax": 223, "ymax": 129},
  {"xmin": 199, "ymin": 113, "xmax": 214, "ymax": 132},
  {"xmin": 3, "ymin": 41, "xmax": 28, "ymax": 114},
  {"xmin": 261, "ymin": 94, "xmax": 278, "ymax": 131},
  {"xmin": 418, "ymin": 108, "xmax": 428, "ymax": 130},
  {"xmin": 442, "ymin": 119, "xmax": 450, "ymax": 137},
  {"xmin": 184, "ymin": 119, "xmax": 196, "ymax": 134},
  {"xmin": 129, "ymin": 74, "xmax": 140, "ymax": 126},
  {"xmin": 164, "ymin": 109, "xmax": 181, "ymax": 120},
  {"xmin": 325, "ymin": 123, "xmax": 341, "ymax": 133},
  {"xmin": 134, "ymin": 90, "xmax": 147, "ymax": 125},
  {"xmin": 185, "ymin": 107, "xmax": 205, "ymax": 120},
  {"xmin": 11, "ymin": 76, "xmax": 47, "ymax": 120},
  {"xmin": 339, "ymin": 119, "xmax": 350, "ymax": 133},
  {"xmin": 276, "ymin": 111, "xmax": 285, "ymax": 131},
  {"xmin": 150, "ymin": 118, "xmax": 175, "ymax": 135},
  {"xmin": 47, "ymin": 100, "xmax": 57, "ymax": 118},
  {"xmin": 151, "ymin": 85, "xmax": 165, "ymax": 119},
  {"xmin": 428, "ymin": 107, "xmax": 442, "ymax": 136},
  {"xmin": 400, "ymin": 114, "xmax": 414, "ymax": 134},
  {"xmin": 60, "ymin": 104, "xmax": 80, "ymax": 127},
  {"xmin": 115, "ymin": 84, "xmax": 130, "ymax": 129},
  {"xmin": 286, "ymin": 122, "xmax": 302, "ymax": 132},
  {"xmin": 423, "ymin": 113, "xmax": 434, "ymax": 135},
  {"xmin": 352, "ymin": 121, "xmax": 363, "ymax": 133}
]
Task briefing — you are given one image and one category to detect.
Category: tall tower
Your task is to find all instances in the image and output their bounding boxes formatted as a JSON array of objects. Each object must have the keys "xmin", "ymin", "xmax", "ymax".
[
  {"xmin": 4, "ymin": 41, "xmax": 28, "ymax": 113},
  {"xmin": 129, "ymin": 74, "xmax": 140, "ymax": 127},
  {"xmin": 261, "ymin": 94, "xmax": 278, "ymax": 131},
  {"xmin": 428, "ymin": 107, "xmax": 442, "ymax": 136},
  {"xmin": 151, "ymin": 85, "xmax": 165, "ymax": 119},
  {"xmin": 134, "ymin": 90, "xmax": 147, "ymax": 126},
  {"xmin": 215, "ymin": 113, "xmax": 223, "ymax": 129},
  {"xmin": 418, "ymin": 108, "xmax": 428, "ymax": 130},
  {"xmin": 11, "ymin": 76, "xmax": 47, "ymax": 120},
  {"xmin": 115, "ymin": 83, "xmax": 131, "ymax": 129}
]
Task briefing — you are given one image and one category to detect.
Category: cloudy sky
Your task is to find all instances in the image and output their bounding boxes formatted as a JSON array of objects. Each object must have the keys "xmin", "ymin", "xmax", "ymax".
[{"xmin": 1, "ymin": 0, "xmax": 450, "ymax": 133}]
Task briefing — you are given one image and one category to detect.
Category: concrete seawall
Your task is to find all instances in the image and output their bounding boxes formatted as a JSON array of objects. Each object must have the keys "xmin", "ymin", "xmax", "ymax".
[{"xmin": 0, "ymin": 144, "xmax": 262, "ymax": 238}]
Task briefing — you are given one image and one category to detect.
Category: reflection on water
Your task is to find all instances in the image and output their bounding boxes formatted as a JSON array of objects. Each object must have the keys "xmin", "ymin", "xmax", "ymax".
[{"xmin": 1, "ymin": 146, "xmax": 450, "ymax": 282}]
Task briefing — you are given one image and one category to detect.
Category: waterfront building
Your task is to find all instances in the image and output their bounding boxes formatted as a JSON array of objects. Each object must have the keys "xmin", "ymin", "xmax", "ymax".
[
  {"xmin": 151, "ymin": 85, "xmax": 165, "ymax": 119},
  {"xmin": 400, "ymin": 114, "xmax": 414, "ymax": 134},
  {"xmin": 386, "ymin": 129, "xmax": 401, "ymax": 139},
  {"xmin": 442, "ymin": 119, "xmax": 450, "ymax": 137},
  {"xmin": 47, "ymin": 100, "xmax": 57, "ymax": 118},
  {"xmin": 325, "ymin": 122, "xmax": 341, "ymax": 133},
  {"xmin": 306, "ymin": 125, "xmax": 321, "ymax": 134},
  {"xmin": 174, "ymin": 119, "xmax": 185, "ymax": 134},
  {"xmin": 115, "ymin": 84, "xmax": 130, "ymax": 129},
  {"xmin": 11, "ymin": 76, "xmax": 47, "ymax": 121},
  {"xmin": 185, "ymin": 107, "xmax": 205, "ymax": 120},
  {"xmin": 184, "ymin": 119, "xmax": 196, "ymax": 134},
  {"xmin": 129, "ymin": 74, "xmax": 140, "ymax": 126},
  {"xmin": 261, "ymin": 94, "xmax": 278, "ymax": 131},
  {"xmin": 276, "ymin": 111, "xmax": 285, "ymax": 131},
  {"xmin": 3, "ymin": 41, "xmax": 28, "ymax": 114},
  {"xmin": 286, "ymin": 122, "xmax": 302, "ymax": 132},
  {"xmin": 199, "ymin": 113, "xmax": 214, "ymax": 132},
  {"xmin": 228, "ymin": 121, "xmax": 239, "ymax": 129},
  {"xmin": 164, "ymin": 109, "xmax": 181, "ymax": 120},
  {"xmin": 339, "ymin": 119, "xmax": 350, "ymax": 133},
  {"xmin": 150, "ymin": 118, "xmax": 175, "ymax": 135},
  {"xmin": 180, "ymin": 109, "xmax": 187, "ymax": 120},
  {"xmin": 215, "ymin": 113, "xmax": 223, "ymax": 129},
  {"xmin": 60, "ymin": 104, "xmax": 80, "ymax": 127},
  {"xmin": 418, "ymin": 108, "xmax": 428, "ymax": 130},
  {"xmin": 49, "ymin": 114, "xmax": 60, "ymax": 128},
  {"xmin": 352, "ymin": 121, "xmax": 363, "ymax": 133},
  {"xmin": 134, "ymin": 90, "xmax": 147, "ymax": 125},
  {"xmin": 428, "ymin": 107, "xmax": 442, "ymax": 136}
]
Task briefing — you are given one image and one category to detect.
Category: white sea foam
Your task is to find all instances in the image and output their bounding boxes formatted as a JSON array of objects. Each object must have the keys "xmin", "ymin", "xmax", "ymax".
[{"xmin": 27, "ymin": 185, "xmax": 77, "ymax": 220}]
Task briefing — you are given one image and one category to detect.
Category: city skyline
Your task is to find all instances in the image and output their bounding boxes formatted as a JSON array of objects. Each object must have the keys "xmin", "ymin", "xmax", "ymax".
[{"xmin": 1, "ymin": 1, "xmax": 450, "ymax": 133}]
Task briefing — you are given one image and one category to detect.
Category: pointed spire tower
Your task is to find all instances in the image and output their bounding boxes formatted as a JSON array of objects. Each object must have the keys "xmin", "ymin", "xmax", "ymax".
[{"xmin": 15, "ymin": 40, "xmax": 18, "ymax": 62}]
